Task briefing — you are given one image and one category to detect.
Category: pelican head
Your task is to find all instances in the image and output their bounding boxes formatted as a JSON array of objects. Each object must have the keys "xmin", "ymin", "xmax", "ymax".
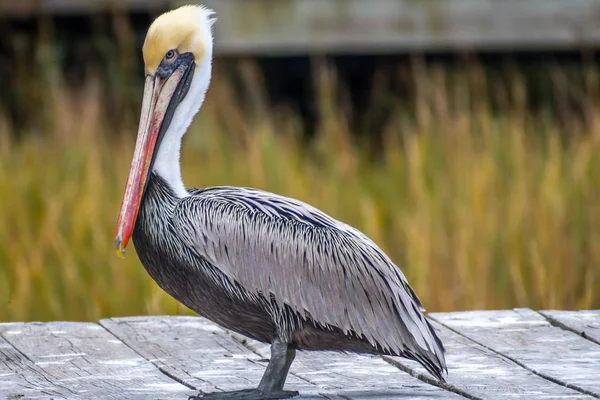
[{"xmin": 115, "ymin": 5, "xmax": 215, "ymax": 257}]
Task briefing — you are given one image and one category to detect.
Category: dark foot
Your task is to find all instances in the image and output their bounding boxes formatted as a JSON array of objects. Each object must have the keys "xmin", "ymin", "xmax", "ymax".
[
  {"xmin": 188, "ymin": 389, "xmax": 298, "ymax": 399},
  {"xmin": 262, "ymin": 390, "xmax": 298, "ymax": 399}
]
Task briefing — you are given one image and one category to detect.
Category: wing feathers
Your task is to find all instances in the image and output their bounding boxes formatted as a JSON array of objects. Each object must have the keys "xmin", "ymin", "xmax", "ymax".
[{"xmin": 175, "ymin": 187, "xmax": 446, "ymax": 377}]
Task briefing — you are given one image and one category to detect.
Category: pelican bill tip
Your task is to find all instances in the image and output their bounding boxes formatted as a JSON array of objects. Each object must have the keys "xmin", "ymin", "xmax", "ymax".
[
  {"xmin": 115, "ymin": 248, "xmax": 126, "ymax": 259},
  {"xmin": 114, "ymin": 237, "xmax": 127, "ymax": 259}
]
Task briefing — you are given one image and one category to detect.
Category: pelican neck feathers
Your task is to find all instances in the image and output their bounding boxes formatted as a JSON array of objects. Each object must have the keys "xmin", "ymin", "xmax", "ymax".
[{"xmin": 145, "ymin": 6, "xmax": 216, "ymax": 198}]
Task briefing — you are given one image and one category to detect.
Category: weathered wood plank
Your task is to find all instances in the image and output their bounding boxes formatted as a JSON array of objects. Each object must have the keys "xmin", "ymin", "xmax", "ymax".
[
  {"xmin": 431, "ymin": 308, "xmax": 600, "ymax": 398},
  {"xmin": 100, "ymin": 316, "xmax": 324, "ymax": 399},
  {"xmin": 384, "ymin": 320, "xmax": 593, "ymax": 399},
  {"xmin": 101, "ymin": 316, "xmax": 460, "ymax": 399},
  {"xmin": 0, "ymin": 333, "xmax": 74, "ymax": 400},
  {"xmin": 4, "ymin": 310, "xmax": 599, "ymax": 398},
  {"xmin": 540, "ymin": 310, "xmax": 600, "ymax": 345},
  {"xmin": 0, "ymin": 322, "xmax": 192, "ymax": 400},
  {"xmin": 3, "ymin": 0, "xmax": 600, "ymax": 53},
  {"xmin": 203, "ymin": 0, "xmax": 600, "ymax": 54},
  {"xmin": 226, "ymin": 331, "xmax": 461, "ymax": 399}
]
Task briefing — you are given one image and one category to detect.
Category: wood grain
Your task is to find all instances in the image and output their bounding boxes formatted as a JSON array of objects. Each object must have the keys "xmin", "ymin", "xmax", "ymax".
[
  {"xmin": 0, "ymin": 333, "xmax": 73, "ymax": 399},
  {"xmin": 384, "ymin": 320, "xmax": 593, "ymax": 399},
  {"xmin": 0, "ymin": 321, "xmax": 192, "ymax": 400},
  {"xmin": 100, "ymin": 316, "xmax": 324, "ymax": 399},
  {"xmin": 226, "ymin": 327, "xmax": 461, "ymax": 399},
  {"xmin": 540, "ymin": 310, "xmax": 600, "ymax": 345},
  {"xmin": 102, "ymin": 316, "xmax": 460, "ymax": 399},
  {"xmin": 4, "ymin": 310, "xmax": 599, "ymax": 399},
  {"xmin": 431, "ymin": 308, "xmax": 600, "ymax": 398}
]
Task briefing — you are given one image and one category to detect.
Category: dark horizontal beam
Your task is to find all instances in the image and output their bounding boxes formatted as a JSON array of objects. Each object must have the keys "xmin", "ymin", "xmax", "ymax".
[{"xmin": 0, "ymin": 0, "xmax": 169, "ymax": 15}]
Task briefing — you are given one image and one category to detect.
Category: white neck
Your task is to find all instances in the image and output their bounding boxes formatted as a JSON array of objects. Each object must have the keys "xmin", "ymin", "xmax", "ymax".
[{"xmin": 152, "ymin": 55, "xmax": 212, "ymax": 198}]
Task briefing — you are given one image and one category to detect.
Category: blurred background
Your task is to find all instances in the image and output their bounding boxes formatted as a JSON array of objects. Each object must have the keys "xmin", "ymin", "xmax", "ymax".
[{"xmin": 1, "ymin": 0, "xmax": 599, "ymax": 322}]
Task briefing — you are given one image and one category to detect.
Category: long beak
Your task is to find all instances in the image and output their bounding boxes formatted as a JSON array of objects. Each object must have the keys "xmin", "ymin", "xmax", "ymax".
[{"xmin": 114, "ymin": 66, "xmax": 189, "ymax": 258}]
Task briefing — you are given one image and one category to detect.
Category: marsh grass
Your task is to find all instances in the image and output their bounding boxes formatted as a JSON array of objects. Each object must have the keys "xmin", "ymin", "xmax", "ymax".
[{"xmin": 1, "ymin": 53, "xmax": 599, "ymax": 322}]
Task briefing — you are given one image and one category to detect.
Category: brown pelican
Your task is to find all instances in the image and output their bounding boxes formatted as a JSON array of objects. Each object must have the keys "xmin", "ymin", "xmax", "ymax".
[{"xmin": 115, "ymin": 5, "xmax": 447, "ymax": 399}]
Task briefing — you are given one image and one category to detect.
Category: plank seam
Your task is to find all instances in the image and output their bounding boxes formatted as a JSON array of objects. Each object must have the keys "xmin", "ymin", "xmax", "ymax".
[
  {"xmin": 430, "ymin": 315, "xmax": 600, "ymax": 399},
  {"xmin": 538, "ymin": 311, "xmax": 600, "ymax": 346},
  {"xmin": 97, "ymin": 319, "xmax": 198, "ymax": 391},
  {"xmin": 0, "ymin": 330, "xmax": 79, "ymax": 398},
  {"xmin": 381, "ymin": 356, "xmax": 477, "ymax": 400}
]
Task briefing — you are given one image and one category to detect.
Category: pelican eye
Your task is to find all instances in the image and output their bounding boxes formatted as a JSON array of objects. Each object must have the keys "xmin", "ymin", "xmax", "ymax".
[{"xmin": 165, "ymin": 49, "xmax": 177, "ymax": 61}]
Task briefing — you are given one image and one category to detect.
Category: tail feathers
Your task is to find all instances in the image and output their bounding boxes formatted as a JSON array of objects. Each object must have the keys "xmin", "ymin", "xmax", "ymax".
[
  {"xmin": 404, "ymin": 318, "xmax": 448, "ymax": 382},
  {"xmin": 394, "ymin": 280, "xmax": 447, "ymax": 381},
  {"xmin": 425, "ymin": 317, "xmax": 447, "ymax": 376},
  {"xmin": 417, "ymin": 352, "xmax": 447, "ymax": 382},
  {"xmin": 404, "ymin": 347, "xmax": 447, "ymax": 383}
]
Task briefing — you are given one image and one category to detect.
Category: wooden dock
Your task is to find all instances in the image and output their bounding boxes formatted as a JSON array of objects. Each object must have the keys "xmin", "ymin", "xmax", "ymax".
[{"xmin": 1, "ymin": 308, "xmax": 599, "ymax": 399}]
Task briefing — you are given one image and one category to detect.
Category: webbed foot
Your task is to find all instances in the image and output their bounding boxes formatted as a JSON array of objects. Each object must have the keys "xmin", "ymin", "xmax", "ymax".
[
  {"xmin": 188, "ymin": 339, "xmax": 298, "ymax": 400},
  {"xmin": 188, "ymin": 388, "xmax": 298, "ymax": 399}
]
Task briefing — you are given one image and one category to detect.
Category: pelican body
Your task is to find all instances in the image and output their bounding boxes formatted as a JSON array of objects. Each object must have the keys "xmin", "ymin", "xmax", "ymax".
[{"xmin": 115, "ymin": 5, "xmax": 447, "ymax": 399}]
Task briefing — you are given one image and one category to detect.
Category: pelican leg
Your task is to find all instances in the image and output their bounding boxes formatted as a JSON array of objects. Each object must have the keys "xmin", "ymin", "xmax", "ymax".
[
  {"xmin": 188, "ymin": 339, "xmax": 298, "ymax": 400},
  {"xmin": 257, "ymin": 339, "xmax": 297, "ymax": 397}
]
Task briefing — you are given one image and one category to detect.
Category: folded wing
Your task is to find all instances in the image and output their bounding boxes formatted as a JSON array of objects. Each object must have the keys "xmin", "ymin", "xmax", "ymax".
[{"xmin": 173, "ymin": 187, "xmax": 446, "ymax": 379}]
